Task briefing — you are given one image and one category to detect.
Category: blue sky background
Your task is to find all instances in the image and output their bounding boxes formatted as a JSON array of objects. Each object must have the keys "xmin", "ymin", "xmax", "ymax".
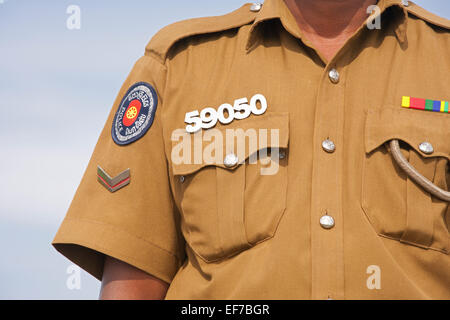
[{"xmin": 0, "ymin": 0, "xmax": 448, "ymax": 300}]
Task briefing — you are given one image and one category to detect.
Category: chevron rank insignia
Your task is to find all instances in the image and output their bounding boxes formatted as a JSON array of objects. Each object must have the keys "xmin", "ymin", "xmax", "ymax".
[
  {"xmin": 402, "ymin": 96, "xmax": 449, "ymax": 113},
  {"xmin": 97, "ymin": 166, "xmax": 130, "ymax": 193}
]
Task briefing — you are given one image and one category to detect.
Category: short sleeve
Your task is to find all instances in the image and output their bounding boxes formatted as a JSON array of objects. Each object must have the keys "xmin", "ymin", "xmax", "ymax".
[{"xmin": 52, "ymin": 54, "xmax": 185, "ymax": 284}]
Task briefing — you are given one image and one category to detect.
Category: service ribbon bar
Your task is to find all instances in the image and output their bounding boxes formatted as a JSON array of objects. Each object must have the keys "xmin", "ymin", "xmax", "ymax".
[{"xmin": 402, "ymin": 96, "xmax": 449, "ymax": 113}]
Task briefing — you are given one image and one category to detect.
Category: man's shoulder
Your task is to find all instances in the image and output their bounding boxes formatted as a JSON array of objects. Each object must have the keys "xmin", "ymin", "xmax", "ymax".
[
  {"xmin": 406, "ymin": 2, "xmax": 450, "ymax": 31},
  {"xmin": 146, "ymin": 3, "xmax": 259, "ymax": 63}
]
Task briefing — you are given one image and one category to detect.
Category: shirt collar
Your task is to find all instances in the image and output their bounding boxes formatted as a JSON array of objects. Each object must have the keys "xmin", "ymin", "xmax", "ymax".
[
  {"xmin": 376, "ymin": 0, "xmax": 409, "ymax": 44},
  {"xmin": 246, "ymin": 0, "xmax": 408, "ymax": 52}
]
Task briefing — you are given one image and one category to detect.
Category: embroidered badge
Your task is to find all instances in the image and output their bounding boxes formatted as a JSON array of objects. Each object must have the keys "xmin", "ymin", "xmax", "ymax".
[
  {"xmin": 112, "ymin": 82, "xmax": 158, "ymax": 145},
  {"xmin": 97, "ymin": 166, "xmax": 130, "ymax": 193},
  {"xmin": 402, "ymin": 96, "xmax": 449, "ymax": 113}
]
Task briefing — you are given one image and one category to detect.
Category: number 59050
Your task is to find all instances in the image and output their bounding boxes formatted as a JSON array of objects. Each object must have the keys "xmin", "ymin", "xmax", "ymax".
[{"xmin": 185, "ymin": 94, "xmax": 268, "ymax": 133}]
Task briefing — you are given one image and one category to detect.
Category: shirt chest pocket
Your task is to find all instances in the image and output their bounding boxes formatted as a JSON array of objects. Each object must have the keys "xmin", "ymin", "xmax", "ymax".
[
  {"xmin": 171, "ymin": 112, "xmax": 290, "ymax": 262},
  {"xmin": 362, "ymin": 108, "xmax": 450, "ymax": 254}
]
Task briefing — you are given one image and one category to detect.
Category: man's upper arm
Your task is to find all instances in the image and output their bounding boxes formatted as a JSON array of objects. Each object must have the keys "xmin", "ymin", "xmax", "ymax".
[{"xmin": 100, "ymin": 256, "xmax": 169, "ymax": 300}]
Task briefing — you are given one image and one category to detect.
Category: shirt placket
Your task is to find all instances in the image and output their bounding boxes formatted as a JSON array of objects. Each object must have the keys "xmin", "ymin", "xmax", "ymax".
[{"xmin": 310, "ymin": 64, "xmax": 346, "ymax": 300}]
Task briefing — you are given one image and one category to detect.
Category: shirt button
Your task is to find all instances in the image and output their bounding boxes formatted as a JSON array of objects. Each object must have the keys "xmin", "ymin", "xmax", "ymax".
[
  {"xmin": 320, "ymin": 215, "xmax": 335, "ymax": 229},
  {"xmin": 224, "ymin": 153, "xmax": 239, "ymax": 168},
  {"xmin": 179, "ymin": 176, "xmax": 185, "ymax": 183},
  {"xmin": 419, "ymin": 142, "xmax": 434, "ymax": 155},
  {"xmin": 250, "ymin": 3, "xmax": 263, "ymax": 12},
  {"xmin": 328, "ymin": 68, "xmax": 340, "ymax": 84},
  {"xmin": 322, "ymin": 139, "xmax": 336, "ymax": 153}
]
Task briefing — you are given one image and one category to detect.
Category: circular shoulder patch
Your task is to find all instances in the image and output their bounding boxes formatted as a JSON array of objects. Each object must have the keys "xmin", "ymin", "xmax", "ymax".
[{"xmin": 112, "ymin": 82, "xmax": 158, "ymax": 146}]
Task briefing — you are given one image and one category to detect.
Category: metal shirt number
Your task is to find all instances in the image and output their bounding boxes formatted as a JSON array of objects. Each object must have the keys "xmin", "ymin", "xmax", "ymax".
[
  {"xmin": 233, "ymin": 98, "xmax": 251, "ymax": 120},
  {"xmin": 250, "ymin": 94, "xmax": 268, "ymax": 115},
  {"xmin": 185, "ymin": 94, "xmax": 268, "ymax": 133},
  {"xmin": 185, "ymin": 110, "xmax": 202, "ymax": 133},
  {"xmin": 200, "ymin": 107, "xmax": 218, "ymax": 129}
]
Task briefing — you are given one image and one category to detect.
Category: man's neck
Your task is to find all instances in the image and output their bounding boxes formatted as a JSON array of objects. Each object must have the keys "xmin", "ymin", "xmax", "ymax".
[{"xmin": 284, "ymin": 0, "xmax": 378, "ymax": 62}]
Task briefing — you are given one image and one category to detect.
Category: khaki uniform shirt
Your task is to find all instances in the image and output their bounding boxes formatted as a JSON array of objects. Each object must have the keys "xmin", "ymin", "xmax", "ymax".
[{"xmin": 53, "ymin": 0, "xmax": 450, "ymax": 299}]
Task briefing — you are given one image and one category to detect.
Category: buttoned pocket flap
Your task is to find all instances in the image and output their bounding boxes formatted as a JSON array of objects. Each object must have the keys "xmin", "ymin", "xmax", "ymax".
[
  {"xmin": 171, "ymin": 112, "xmax": 290, "ymax": 175},
  {"xmin": 365, "ymin": 108, "xmax": 450, "ymax": 160}
]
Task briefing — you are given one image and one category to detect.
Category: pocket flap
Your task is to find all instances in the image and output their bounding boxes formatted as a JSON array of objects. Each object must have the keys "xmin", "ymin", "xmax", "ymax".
[
  {"xmin": 365, "ymin": 108, "xmax": 450, "ymax": 160},
  {"xmin": 171, "ymin": 112, "xmax": 289, "ymax": 175}
]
